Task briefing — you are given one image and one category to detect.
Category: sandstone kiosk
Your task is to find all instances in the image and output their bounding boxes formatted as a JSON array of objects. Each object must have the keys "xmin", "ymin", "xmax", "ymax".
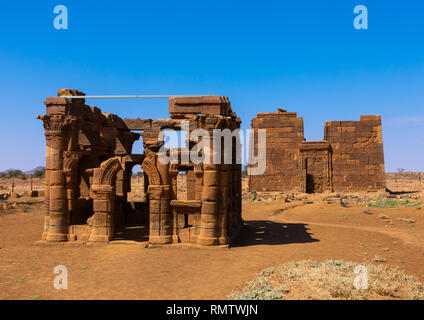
[
  {"xmin": 37, "ymin": 89, "xmax": 242, "ymax": 245},
  {"xmin": 249, "ymin": 109, "xmax": 386, "ymax": 193}
]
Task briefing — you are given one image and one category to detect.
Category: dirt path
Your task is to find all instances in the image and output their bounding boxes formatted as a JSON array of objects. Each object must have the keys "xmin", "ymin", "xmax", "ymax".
[{"xmin": 278, "ymin": 218, "xmax": 424, "ymax": 247}]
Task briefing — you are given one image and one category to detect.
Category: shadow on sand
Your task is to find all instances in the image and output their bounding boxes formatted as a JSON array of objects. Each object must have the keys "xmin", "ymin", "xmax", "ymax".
[
  {"xmin": 113, "ymin": 220, "xmax": 319, "ymax": 247},
  {"xmin": 231, "ymin": 220, "xmax": 319, "ymax": 247},
  {"xmin": 386, "ymin": 188, "xmax": 420, "ymax": 195},
  {"xmin": 114, "ymin": 225, "xmax": 149, "ymax": 242}
]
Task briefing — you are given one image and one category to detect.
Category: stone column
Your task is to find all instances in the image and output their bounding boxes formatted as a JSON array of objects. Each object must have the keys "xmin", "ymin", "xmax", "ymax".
[
  {"xmin": 227, "ymin": 164, "xmax": 234, "ymax": 238},
  {"xmin": 169, "ymin": 164, "xmax": 179, "ymax": 200},
  {"xmin": 233, "ymin": 163, "xmax": 242, "ymax": 229},
  {"xmin": 198, "ymin": 163, "xmax": 220, "ymax": 246},
  {"xmin": 42, "ymin": 165, "xmax": 50, "ymax": 240},
  {"xmin": 219, "ymin": 164, "xmax": 229, "ymax": 245},
  {"xmin": 148, "ymin": 185, "xmax": 172, "ymax": 244},
  {"xmin": 194, "ymin": 164, "xmax": 203, "ymax": 201},
  {"xmin": 63, "ymin": 151, "xmax": 80, "ymax": 225},
  {"xmin": 198, "ymin": 133, "xmax": 221, "ymax": 246},
  {"xmin": 39, "ymin": 112, "xmax": 76, "ymax": 242},
  {"xmin": 46, "ymin": 129, "xmax": 68, "ymax": 241},
  {"xmin": 89, "ymin": 184, "xmax": 114, "ymax": 242},
  {"xmin": 114, "ymin": 168, "xmax": 125, "ymax": 227}
]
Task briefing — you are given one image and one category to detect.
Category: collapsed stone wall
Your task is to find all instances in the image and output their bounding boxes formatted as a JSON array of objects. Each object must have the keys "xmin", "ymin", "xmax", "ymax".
[
  {"xmin": 324, "ymin": 116, "xmax": 385, "ymax": 192},
  {"xmin": 248, "ymin": 109, "xmax": 304, "ymax": 192},
  {"xmin": 249, "ymin": 110, "xmax": 386, "ymax": 193}
]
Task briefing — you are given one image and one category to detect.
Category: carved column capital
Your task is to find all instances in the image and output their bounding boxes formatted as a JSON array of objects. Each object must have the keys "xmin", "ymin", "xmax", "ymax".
[
  {"xmin": 37, "ymin": 114, "xmax": 80, "ymax": 139},
  {"xmin": 63, "ymin": 151, "xmax": 81, "ymax": 176}
]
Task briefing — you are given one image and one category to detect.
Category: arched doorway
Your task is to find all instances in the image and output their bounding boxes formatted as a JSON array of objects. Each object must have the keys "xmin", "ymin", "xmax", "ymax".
[{"xmin": 112, "ymin": 161, "xmax": 150, "ymax": 242}]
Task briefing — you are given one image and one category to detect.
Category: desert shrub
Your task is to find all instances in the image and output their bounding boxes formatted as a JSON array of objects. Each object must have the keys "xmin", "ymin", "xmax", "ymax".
[
  {"xmin": 22, "ymin": 205, "xmax": 30, "ymax": 212},
  {"xmin": 373, "ymin": 256, "xmax": 387, "ymax": 262},
  {"xmin": 0, "ymin": 170, "xmax": 26, "ymax": 179},
  {"xmin": 227, "ymin": 260, "xmax": 424, "ymax": 300},
  {"xmin": 32, "ymin": 169, "xmax": 45, "ymax": 178},
  {"xmin": 367, "ymin": 198, "xmax": 422, "ymax": 209},
  {"xmin": 227, "ymin": 275, "xmax": 285, "ymax": 300}
]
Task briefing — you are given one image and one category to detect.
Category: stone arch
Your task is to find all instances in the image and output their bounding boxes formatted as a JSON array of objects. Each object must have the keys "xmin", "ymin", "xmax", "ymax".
[
  {"xmin": 93, "ymin": 157, "xmax": 122, "ymax": 186},
  {"xmin": 141, "ymin": 152, "xmax": 161, "ymax": 185},
  {"xmin": 88, "ymin": 157, "xmax": 123, "ymax": 242}
]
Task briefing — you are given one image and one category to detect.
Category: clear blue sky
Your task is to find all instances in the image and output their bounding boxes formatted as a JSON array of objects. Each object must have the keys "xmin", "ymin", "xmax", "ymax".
[{"xmin": 0, "ymin": 1, "xmax": 423, "ymax": 172}]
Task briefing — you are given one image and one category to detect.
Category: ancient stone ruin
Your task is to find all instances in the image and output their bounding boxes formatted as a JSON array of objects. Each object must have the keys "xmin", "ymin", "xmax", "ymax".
[
  {"xmin": 248, "ymin": 109, "xmax": 386, "ymax": 193},
  {"xmin": 37, "ymin": 89, "xmax": 242, "ymax": 245}
]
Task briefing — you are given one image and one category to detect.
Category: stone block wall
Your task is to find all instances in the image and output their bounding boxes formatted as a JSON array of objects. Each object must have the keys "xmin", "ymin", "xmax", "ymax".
[
  {"xmin": 248, "ymin": 110, "xmax": 386, "ymax": 193},
  {"xmin": 248, "ymin": 109, "xmax": 304, "ymax": 192},
  {"xmin": 324, "ymin": 115, "xmax": 385, "ymax": 191}
]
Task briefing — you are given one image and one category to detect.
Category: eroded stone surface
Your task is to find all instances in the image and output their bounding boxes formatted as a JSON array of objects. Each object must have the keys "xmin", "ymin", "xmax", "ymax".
[
  {"xmin": 37, "ymin": 90, "xmax": 242, "ymax": 246},
  {"xmin": 249, "ymin": 110, "xmax": 386, "ymax": 193}
]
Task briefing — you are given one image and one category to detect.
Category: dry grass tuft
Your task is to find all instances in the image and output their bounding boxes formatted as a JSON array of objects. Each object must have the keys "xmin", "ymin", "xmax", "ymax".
[{"xmin": 228, "ymin": 260, "xmax": 424, "ymax": 300}]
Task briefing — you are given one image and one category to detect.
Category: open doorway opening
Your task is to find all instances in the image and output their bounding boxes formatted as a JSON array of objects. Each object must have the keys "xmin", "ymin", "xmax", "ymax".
[
  {"xmin": 128, "ymin": 165, "xmax": 146, "ymax": 202},
  {"xmin": 114, "ymin": 164, "xmax": 149, "ymax": 242},
  {"xmin": 177, "ymin": 170, "xmax": 187, "ymax": 200}
]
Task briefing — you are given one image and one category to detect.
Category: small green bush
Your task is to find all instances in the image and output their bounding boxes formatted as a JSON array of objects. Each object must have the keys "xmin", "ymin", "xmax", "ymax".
[
  {"xmin": 367, "ymin": 198, "xmax": 422, "ymax": 209},
  {"xmin": 32, "ymin": 169, "xmax": 45, "ymax": 178}
]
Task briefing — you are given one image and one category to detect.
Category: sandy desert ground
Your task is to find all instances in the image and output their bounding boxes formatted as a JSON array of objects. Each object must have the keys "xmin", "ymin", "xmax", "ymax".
[{"xmin": 0, "ymin": 174, "xmax": 423, "ymax": 300}]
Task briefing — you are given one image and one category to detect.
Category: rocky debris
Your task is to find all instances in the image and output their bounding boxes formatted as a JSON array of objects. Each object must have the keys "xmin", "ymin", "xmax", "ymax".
[
  {"xmin": 23, "ymin": 190, "xmax": 41, "ymax": 197},
  {"xmin": 10, "ymin": 197, "xmax": 44, "ymax": 205},
  {"xmin": 0, "ymin": 202, "xmax": 12, "ymax": 210},
  {"xmin": 243, "ymin": 191, "xmax": 308, "ymax": 202},
  {"xmin": 57, "ymin": 88, "xmax": 86, "ymax": 97},
  {"xmin": 0, "ymin": 193, "xmax": 10, "ymax": 200},
  {"xmin": 9, "ymin": 192, "xmax": 21, "ymax": 199},
  {"xmin": 397, "ymin": 218, "xmax": 415, "ymax": 224}
]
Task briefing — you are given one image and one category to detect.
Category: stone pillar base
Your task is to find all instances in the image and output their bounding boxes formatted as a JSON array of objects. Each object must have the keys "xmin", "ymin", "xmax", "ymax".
[
  {"xmin": 197, "ymin": 236, "xmax": 219, "ymax": 246},
  {"xmin": 149, "ymin": 235, "xmax": 173, "ymax": 244},
  {"xmin": 46, "ymin": 232, "xmax": 68, "ymax": 242},
  {"xmin": 88, "ymin": 234, "xmax": 110, "ymax": 242}
]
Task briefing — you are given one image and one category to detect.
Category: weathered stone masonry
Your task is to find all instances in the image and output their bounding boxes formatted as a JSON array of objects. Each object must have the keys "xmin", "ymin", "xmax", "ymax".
[
  {"xmin": 38, "ymin": 89, "xmax": 242, "ymax": 245},
  {"xmin": 249, "ymin": 109, "xmax": 386, "ymax": 193}
]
